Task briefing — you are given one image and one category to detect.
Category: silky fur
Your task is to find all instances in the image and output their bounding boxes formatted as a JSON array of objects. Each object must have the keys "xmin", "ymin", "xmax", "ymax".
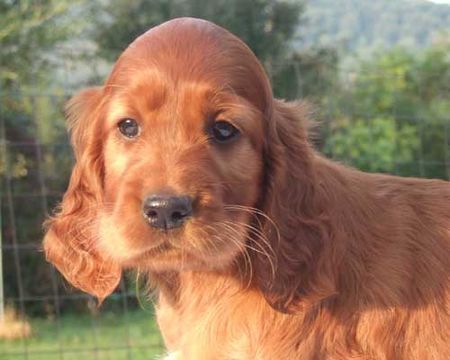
[{"xmin": 44, "ymin": 18, "xmax": 450, "ymax": 359}]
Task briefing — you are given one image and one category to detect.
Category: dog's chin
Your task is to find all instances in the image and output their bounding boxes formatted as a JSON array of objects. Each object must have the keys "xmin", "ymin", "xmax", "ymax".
[
  {"xmin": 99, "ymin": 227, "xmax": 242, "ymax": 272},
  {"xmin": 99, "ymin": 212, "xmax": 249, "ymax": 272},
  {"xmin": 119, "ymin": 239, "xmax": 239, "ymax": 272}
]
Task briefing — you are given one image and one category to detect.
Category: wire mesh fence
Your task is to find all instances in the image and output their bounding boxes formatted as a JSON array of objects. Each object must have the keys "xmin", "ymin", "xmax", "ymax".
[{"xmin": 1, "ymin": 52, "xmax": 449, "ymax": 360}]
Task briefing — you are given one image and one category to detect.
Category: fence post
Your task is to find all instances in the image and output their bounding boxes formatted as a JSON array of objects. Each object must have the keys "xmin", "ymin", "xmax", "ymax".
[
  {"xmin": 0, "ymin": 199, "xmax": 3, "ymax": 323},
  {"xmin": 0, "ymin": 105, "xmax": 4, "ymax": 323}
]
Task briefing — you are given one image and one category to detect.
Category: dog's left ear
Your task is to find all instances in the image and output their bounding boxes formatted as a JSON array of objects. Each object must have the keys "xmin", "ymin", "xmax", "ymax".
[{"xmin": 253, "ymin": 100, "xmax": 336, "ymax": 313}]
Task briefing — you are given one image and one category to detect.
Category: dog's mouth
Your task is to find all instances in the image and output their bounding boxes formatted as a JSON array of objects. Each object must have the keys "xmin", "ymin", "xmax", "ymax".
[
  {"xmin": 120, "ymin": 234, "xmax": 200, "ymax": 268},
  {"xmin": 119, "ymin": 224, "xmax": 243, "ymax": 272},
  {"xmin": 101, "ymin": 206, "xmax": 249, "ymax": 271}
]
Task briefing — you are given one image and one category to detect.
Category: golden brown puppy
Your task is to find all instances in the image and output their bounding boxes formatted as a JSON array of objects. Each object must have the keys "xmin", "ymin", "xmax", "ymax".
[{"xmin": 44, "ymin": 18, "xmax": 450, "ymax": 359}]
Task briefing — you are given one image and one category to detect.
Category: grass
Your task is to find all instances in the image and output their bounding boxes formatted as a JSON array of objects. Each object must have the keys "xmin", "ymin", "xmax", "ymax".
[{"xmin": 0, "ymin": 309, "xmax": 165, "ymax": 360}]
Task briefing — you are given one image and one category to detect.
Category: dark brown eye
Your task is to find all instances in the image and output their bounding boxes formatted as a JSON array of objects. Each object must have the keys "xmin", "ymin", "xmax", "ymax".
[
  {"xmin": 118, "ymin": 118, "xmax": 140, "ymax": 138},
  {"xmin": 211, "ymin": 121, "xmax": 240, "ymax": 143}
]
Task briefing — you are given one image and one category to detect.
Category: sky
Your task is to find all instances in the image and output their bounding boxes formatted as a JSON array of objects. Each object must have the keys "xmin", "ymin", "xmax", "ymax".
[{"xmin": 427, "ymin": 0, "xmax": 450, "ymax": 4}]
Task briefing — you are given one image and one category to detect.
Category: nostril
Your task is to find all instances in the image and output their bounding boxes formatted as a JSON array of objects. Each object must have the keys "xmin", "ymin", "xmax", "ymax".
[
  {"xmin": 170, "ymin": 206, "xmax": 191, "ymax": 222},
  {"xmin": 146, "ymin": 210, "xmax": 158, "ymax": 219},
  {"xmin": 171, "ymin": 211, "xmax": 184, "ymax": 221}
]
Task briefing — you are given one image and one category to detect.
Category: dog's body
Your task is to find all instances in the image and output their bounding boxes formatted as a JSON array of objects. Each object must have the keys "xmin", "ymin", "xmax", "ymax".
[
  {"xmin": 155, "ymin": 157, "xmax": 450, "ymax": 359},
  {"xmin": 43, "ymin": 18, "xmax": 450, "ymax": 359}
]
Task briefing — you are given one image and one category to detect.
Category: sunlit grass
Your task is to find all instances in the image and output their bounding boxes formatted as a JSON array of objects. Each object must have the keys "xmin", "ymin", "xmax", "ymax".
[
  {"xmin": 0, "ymin": 309, "xmax": 165, "ymax": 360},
  {"xmin": 0, "ymin": 307, "xmax": 31, "ymax": 340}
]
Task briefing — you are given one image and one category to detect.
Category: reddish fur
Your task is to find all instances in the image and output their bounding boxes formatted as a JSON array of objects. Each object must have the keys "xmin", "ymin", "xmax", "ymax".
[{"xmin": 44, "ymin": 18, "xmax": 450, "ymax": 359}]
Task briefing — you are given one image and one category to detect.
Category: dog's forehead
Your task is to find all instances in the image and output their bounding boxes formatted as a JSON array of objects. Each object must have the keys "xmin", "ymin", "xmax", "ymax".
[
  {"xmin": 105, "ymin": 18, "xmax": 273, "ymax": 113},
  {"xmin": 106, "ymin": 72, "xmax": 260, "ymax": 138},
  {"xmin": 123, "ymin": 17, "xmax": 240, "ymax": 68},
  {"xmin": 107, "ymin": 72, "xmax": 216, "ymax": 126}
]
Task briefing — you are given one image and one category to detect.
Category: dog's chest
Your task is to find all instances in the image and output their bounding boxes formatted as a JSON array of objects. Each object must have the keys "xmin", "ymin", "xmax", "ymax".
[{"xmin": 156, "ymin": 287, "xmax": 272, "ymax": 359}]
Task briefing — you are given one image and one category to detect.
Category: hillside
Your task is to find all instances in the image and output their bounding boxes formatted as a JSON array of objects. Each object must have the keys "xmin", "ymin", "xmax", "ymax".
[{"xmin": 299, "ymin": 0, "xmax": 450, "ymax": 52}]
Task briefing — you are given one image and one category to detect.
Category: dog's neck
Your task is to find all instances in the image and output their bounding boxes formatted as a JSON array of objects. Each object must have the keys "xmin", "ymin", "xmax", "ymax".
[{"xmin": 149, "ymin": 263, "xmax": 249, "ymax": 307}]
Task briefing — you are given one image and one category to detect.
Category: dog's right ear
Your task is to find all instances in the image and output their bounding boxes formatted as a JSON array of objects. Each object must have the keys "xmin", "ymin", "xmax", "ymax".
[{"xmin": 43, "ymin": 87, "xmax": 121, "ymax": 303}]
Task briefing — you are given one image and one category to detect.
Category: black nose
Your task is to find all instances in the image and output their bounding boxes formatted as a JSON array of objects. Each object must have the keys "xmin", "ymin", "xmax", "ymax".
[{"xmin": 142, "ymin": 195, "xmax": 193, "ymax": 230}]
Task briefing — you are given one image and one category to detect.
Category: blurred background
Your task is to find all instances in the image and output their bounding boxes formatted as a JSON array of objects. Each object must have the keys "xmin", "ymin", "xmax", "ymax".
[{"xmin": 1, "ymin": 0, "xmax": 449, "ymax": 359}]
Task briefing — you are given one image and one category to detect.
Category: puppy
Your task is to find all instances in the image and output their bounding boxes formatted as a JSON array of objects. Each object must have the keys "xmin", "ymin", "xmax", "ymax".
[{"xmin": 44, "ymin": 18, "xmax": 450, "ymax": 359}]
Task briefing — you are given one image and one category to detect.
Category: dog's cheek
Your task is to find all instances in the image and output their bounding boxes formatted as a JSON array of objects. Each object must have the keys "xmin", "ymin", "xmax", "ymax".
[
  {"xmin": 97, "ymin": 214, "xmax": 131, "ymax": 262},
  {"xmin": 217, "ymin": 140, "xmax": 263, "ymax": 206},
  {"xmin": 103, "ymin": 137, "xmax": 131, "ymax": 202},
  {"xmin": 96, "ymin": 190, "xmax": 150, "ymax": 264}
]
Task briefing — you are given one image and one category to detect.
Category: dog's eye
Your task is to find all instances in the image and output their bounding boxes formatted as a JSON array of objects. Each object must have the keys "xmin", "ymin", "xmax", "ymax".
[
  {"xmin": 118, "ymin": 118, "xmax": 140, "ymax": 138},
  {"xmin": 211, "ymin": 121, "xmax": 240, "ymax": 143}
]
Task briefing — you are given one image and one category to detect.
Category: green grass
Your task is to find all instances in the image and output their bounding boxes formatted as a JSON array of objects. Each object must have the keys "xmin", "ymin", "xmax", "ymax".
[{"xmin": 0, "ymin": 309, "xmax": 165, "ymax": 360}]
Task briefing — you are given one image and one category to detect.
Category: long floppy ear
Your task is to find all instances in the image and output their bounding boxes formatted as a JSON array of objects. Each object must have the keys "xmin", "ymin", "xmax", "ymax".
[
  {"xmin": 254, "ymin": 99, "xmax": 336, "ymax": 313},
  {"xmin": 43, "ymin": 87, "xmax": 121, "ymax": 303}
]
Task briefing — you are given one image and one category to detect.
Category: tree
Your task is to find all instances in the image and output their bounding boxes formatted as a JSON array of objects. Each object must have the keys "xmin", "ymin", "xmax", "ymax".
[
  {"xmin": 325, "ymin": 116, "xmax": 419, "ymax": 173},
  {"xmin": 1, "ymin": 0, "xmax": 88, "ymax": 316},
  {"xmin": 0, "ymin": 0, "xmax": 83, "ymax": 89},
  {"xmin": 323, "ymin": 43, "xmax": 450, "ymax": 179},
  {"xmin": 1, "ymin": 0, "xmax": 86, "ymax": 178},
  {"xmin": 92, "ymin": 0, "xmax": 339, "ymax": 105},
  {"xmin": 93, "ymin": 0, "xmax": 304, "ymax": 65}
]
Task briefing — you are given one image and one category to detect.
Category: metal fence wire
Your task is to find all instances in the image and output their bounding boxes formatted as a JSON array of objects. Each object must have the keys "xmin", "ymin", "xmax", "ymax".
[{"xmin": 0, "ymin": 56, "xmax": 449, "ymax": 360}]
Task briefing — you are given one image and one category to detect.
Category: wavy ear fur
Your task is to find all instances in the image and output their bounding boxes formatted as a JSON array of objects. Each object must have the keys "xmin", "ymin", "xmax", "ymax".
[
  {"xmin": 254, "ymin": 99, "xmax": 337, "ymax": 313},
  {"xmin": 43, "ymin": 87, "xmax": 121, "ymax": 302}
]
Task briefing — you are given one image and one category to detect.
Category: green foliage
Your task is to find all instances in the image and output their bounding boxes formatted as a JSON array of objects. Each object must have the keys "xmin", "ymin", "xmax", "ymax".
[
  {"xmin": 0, "ymin": 2, "xmax": 87, "ymax": 318},
  {"xmin": 324, "ymin": 42, "xmax": 450, "ymax": 179},
  {"xmin": 302, "ymin": 0, "xmax": 450, "ymax": 53},
  {"xmin": 93, "ymin": 0, "xmax": 304, "ymax": 64},
  {"xmin": 325, "ymin": 117, "xmax": 419, "ymax": 173},
  {"xmin": 92, "ymin": 0, "xmax": 340, "ymax": 105},
  {"xmin": 0, "ymin": 0, "xmax": 86, "ymax": 183},
  {"xmin": 272, "ymin": 47, "xmax": 339, "ymax": 100},
  {"xmin": 0, "ymin": 0, "xmax": 86, "ymax": 88}
]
